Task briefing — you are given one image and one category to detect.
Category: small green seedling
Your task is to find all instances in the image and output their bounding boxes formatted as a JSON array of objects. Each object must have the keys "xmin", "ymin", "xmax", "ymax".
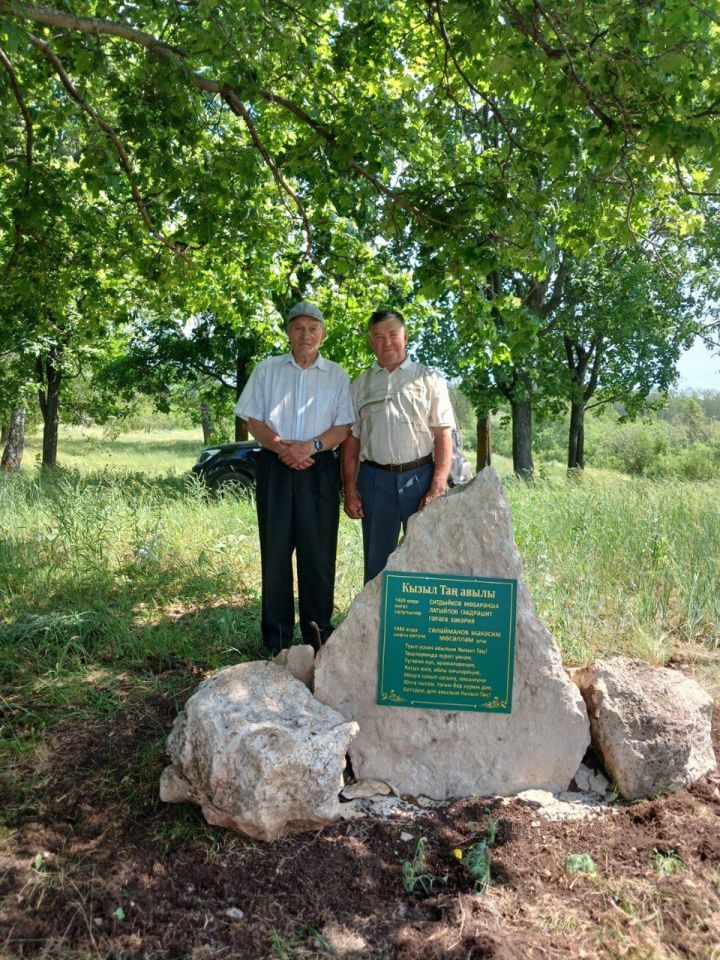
[
  {"xmin": 401, "ymin": 837, "xmax": 441, "ymax": 896},
  {"xmin": 465, "ymin": 814, "xmax": 501, "ymax": 844},
  {"xmin": 113, "ymin": 907, "xmax": 126, "ymax": 921},
  {"xmin": 454, "ymin": 814, "xmax": 502, "ymax": 894},
  {"xmin": 462, "ymin": 840, "xmax": 492, "ymax": 893},
  {"xmin": 650, "ymin": 848, "xmax": 684, "ymax": 876},
  {"xmin": 564, "ymin": 853, "xmax": 598, "ymax": 877}
]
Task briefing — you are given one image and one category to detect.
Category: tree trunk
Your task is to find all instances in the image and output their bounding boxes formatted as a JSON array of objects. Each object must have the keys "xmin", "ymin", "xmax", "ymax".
[
  {"xmin": 567, "ymin": 401, "xmax": 585, "ymax": 470},
  {"xmin": 510, "ymin": 397, "xmax": 534, "ymax": 478},
  {"xmin": 37, "ymin": 348, "xmax": 62, "ymax": 468},
  {"xmin": 475, "ymin": 410, "xmax": 491, "ymax": 470},
  {"xmin": 200, "ymin": 404, "xmax": 212, "ymax": 445},
  {"xmin": 1, "ymin": 407, "xmax": 26, "ymax": 472},
  {"xmin": 577, "ymin": 417, "xmax": 585, "ymax": 468},
  {"xmin": 1, "ymin": 423, "xmax": 8, "ymax": 444},
  {"xmin": 234, "ymin": 414, "xmax": 248, "ymax": 442}
]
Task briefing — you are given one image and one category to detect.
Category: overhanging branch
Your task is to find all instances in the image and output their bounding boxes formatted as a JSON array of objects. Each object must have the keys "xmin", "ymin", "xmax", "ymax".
[
  {"xmin": 0, "ymin": 43, "xmax": 33, "ymax": 276},
  {"xmin": 222, "ymin": 91, "xmax": 315, "ymax": 262},
  {"xmin": 2, "ymin": 0, "xmax": 451, "ymax": 230},
  {"xmin": 28, "ymin": 31, "xmax": 188, "ymax": 255}
]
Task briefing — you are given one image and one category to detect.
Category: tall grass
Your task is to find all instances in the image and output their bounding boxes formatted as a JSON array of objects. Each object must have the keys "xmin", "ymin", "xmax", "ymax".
[
  {"xmin": 1, "ymin": 430, "xmax": 718, "ymax": 768},
  {"xmin": 503, "ymin": 466, "xmax": 720, "ymax": 667}
]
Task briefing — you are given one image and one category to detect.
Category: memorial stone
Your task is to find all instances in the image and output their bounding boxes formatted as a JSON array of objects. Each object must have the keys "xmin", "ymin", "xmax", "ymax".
[
  {"xmin": 160, "ymin": 662, "xmax": 357, "ymax": 840},
  {"xmin": 314, "ymin": 467, "xmax": 590, "ymax": 800}
]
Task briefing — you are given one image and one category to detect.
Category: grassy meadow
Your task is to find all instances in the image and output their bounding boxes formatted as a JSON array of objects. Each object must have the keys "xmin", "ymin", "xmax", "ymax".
[
  {"xmin": 1, "ymin": 426, "xmax": 719, "ymax": 959},
  {"xmin": 2, "ymin": 425, "xmax": 719, "ymax": 767}
]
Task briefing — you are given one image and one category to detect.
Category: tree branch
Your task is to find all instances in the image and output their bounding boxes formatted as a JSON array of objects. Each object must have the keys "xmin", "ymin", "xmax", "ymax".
[
  {"xmin": 0, "ymin": 45, "xmax": 32, "ymax": 168},
  {"xmin": 3, "ymin": 0, "xmax": 189, "ymax": 57},
  {"xmin": 584, "ymin": 332, "xmax": 604, "ymax": 402},
  {"xmin": 686, "ymin": 0, "xmax": 720, "ymax": 26},
  {"xmin": 672, "ymin": 152, "xmax": 720, "ymax": 198},
  {"xmin": 502, "ymin": 0, "xmax": 617, "ymax": 132},
  {"xmin": 3, "ymin": 0, "xmax": 451, "ymax": 229},
  {"xmin": 221, "ymin": 91, "xmax": 315, "ymax": 262},
  {"xmin": 540, "ymin": 255, "xmax": 569, "ymax": 322},
  {"xmin": 428, "ymin": 0, "xmax": 539, "ymax": 157},
  {"xmin": 27, "ymin": 32, "xmax": 188, "ymax": 255},
  {"xmin": 0, "ymin": 43, "xmax": 33, "ymax": 277}
]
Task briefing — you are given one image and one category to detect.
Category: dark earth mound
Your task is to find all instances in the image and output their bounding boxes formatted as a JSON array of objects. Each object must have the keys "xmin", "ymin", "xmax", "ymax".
[{"xmin": 1, "ymin": 675, "xmax": 718, "ymax": 959}]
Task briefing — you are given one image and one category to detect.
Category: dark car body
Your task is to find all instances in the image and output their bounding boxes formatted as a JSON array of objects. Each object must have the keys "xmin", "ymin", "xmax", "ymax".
[
  {"xmin": 192, "ymin": 431, "xmax": 473, "ymax": 492},
  {"xmin": 191, "ymin": 440, "xmax": 262, "ymax": 491}
]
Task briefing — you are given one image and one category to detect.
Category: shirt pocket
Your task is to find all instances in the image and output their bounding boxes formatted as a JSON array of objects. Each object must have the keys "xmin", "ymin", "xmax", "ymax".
[
  {"xmin": 396, "ymin": 381, "xmax": 428, "ymax": 425},
  {"xmin": 310, "ymin": 383, "xmax": 337, "ymax": 421}
]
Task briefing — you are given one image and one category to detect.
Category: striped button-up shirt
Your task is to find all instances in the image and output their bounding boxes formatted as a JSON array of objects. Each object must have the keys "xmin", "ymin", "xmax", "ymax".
[
  {"xmin": 350, "ymin": 358, "xmax": 454, "ymax": 464},
  {"xmin": 235, "ymin": 353, "xmax": 354, "ymax": 441}
]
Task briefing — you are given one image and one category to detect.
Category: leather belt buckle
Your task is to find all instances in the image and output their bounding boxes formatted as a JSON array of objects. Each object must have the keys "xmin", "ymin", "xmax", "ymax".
[{"xmin": 366, "ymin": 453, "xmax": 433, "ymax": 473}]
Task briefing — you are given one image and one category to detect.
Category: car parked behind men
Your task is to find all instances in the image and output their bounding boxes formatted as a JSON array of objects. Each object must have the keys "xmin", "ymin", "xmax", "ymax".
[
  {"xmin": 192, "ymin": 430, "xmax": 472, "ymax": 493},
  {"xmin": 191, "ymin": 440, "xmax": 261, "ymax": 491}
]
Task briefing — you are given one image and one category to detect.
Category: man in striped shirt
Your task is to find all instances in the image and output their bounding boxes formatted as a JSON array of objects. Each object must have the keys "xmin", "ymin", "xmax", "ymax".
[
  {"xmin": 342, "ymin": 309, "xmax": 454, "ymax": 583},
  {"xmin": 235, "ymin": 302, "xmax": 354, "ymax": 657}
]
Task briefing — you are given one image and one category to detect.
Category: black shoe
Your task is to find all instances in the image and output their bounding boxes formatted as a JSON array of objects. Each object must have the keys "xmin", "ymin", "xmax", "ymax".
[{"xmin": 304, "ymin": 621, "xmax": 333, "ymax": 653}]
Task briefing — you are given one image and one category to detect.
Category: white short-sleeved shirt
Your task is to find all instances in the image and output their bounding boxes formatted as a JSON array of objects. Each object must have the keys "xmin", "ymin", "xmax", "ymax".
[
  {"xmin": 350, "ymin": 358, "xmax": 454, "ymax": 464},
  {"xmin": 235, "ymin": 353, "xmax": 354, "ymax": 442}
]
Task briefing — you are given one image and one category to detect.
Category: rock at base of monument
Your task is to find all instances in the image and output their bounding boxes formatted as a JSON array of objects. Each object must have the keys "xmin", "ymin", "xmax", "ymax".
[
  {"xmin": 314, "ymin": 467, "xmax": 590, "ymax": 800},
  {"xmin": 273, "ymin": 644, "xmax": 315, "ymax": 690},
  {"xmin": 340, "ymin": 778, "xmax": 394, "ymax": 800},
  {"xmin": 574, "ymin": 656, "xmax": 716, "ymax": 801},
  {"xmin": 570, "ymin": 762, "xmax": 611, "ymax": 797},
  {"xmin": 159, "ymin": 662, "xmax": 358, "ymax": 841},
  {"xmin": 511, "ymin": 789, "xmax": 613, "ymax": 821}
]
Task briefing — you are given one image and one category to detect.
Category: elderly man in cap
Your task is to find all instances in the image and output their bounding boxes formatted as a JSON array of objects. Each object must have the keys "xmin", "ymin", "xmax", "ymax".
[
  {"xmin": 342, "ymin": 309, "xmax": 454, "ymax": 583},
  {"xmin": 235, "ymin": 302, "xmax": 354, "ymax": 658}
]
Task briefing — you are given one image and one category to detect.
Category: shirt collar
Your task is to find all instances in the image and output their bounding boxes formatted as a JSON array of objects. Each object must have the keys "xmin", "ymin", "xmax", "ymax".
[
  {"xmin": 372, "ymin": 356, "xmax": 413, "ymax": 373},
  {"xmin": 286, "ymin": 352, "xmax": 329, "ymax": 371}
]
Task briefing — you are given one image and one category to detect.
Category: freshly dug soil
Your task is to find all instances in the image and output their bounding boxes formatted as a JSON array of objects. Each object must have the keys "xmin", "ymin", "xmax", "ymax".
[{"xmin": 1, "ymin": 680, "xmax": 718, "ymax": 959}]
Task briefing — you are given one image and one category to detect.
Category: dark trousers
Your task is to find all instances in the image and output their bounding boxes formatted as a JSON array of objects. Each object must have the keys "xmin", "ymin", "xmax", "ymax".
[
  {"xmin": 256, "ymin": 449, "xmax": 340, "ymax": 653},
  {"xmin": 357, "ymin": 460, "xmax": 433, "ymax": 583}
]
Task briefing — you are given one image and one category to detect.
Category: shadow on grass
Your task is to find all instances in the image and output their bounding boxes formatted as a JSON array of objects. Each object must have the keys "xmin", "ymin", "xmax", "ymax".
[{"xmin": 0, "ymin": 589, "xmax": 264, "ymax": 684}]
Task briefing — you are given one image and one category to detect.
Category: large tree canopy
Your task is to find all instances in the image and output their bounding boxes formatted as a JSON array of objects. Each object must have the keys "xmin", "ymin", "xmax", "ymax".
[
  {"xmin": 2, "ymin": 0, "xmax": 719, "ymax": 468},
  {"xmin": 3, "ymin": 0, "xmax": 718, "ymax": 258}
]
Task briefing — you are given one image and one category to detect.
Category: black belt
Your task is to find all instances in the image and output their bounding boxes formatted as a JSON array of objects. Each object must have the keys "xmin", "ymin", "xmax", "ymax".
[{"xmin": 363, "ymin": 453, "xmax": 433, "ymax": 473}]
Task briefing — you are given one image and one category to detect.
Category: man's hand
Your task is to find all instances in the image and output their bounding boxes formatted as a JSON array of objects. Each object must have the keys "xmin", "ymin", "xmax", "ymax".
[
  {"xmin": 420, "ymin": 427, "xmax": 452, "ymax": 508},
  {"xmin": 419, "ymin": 481, "xmax": 446, "ymax": 510},
  {"xmin": 343, "ymin": 488, "xmax": 364, "ymax": 520},
  {"xmin": 278, "ymin": 439, "xmax": 315, "ymax": 470}
]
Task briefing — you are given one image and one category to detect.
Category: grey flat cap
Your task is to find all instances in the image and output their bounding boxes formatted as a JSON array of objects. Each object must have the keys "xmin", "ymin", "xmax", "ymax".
[{"xmin": 287, "ymin": 301, "xmax": 324, "ymax": 324}]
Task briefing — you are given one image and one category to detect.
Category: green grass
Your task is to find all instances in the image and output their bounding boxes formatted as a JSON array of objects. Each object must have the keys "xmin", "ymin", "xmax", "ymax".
[
  {"xmin": 1, "ymin": 428, "xmax": 718, "ymax": 778},
  {"xmin": 23, "ymin": 424, "xmax": 205, "ymax": 475},
  {"xmin": 502, "ymin": 463, "xmax": 720, "ymax": 672}
]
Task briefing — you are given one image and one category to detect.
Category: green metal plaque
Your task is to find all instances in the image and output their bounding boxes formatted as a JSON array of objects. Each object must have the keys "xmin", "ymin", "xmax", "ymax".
[{"xmin": 377, "ymin": 571, "xmax": 517, "ymax": 713}]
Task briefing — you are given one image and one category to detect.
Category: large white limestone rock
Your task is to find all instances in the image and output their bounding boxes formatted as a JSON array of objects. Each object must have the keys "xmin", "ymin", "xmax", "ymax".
[
  {"xmin": 314, "ymin": 467, "xmax": 590, "ymax": 799},
  {"xmin": 160, "ymin": 662, "xmax": 358, "ymax": 840},
  {"xmin": 574, "ymin": 657, "xmax": 716, "ymax": 800}
]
